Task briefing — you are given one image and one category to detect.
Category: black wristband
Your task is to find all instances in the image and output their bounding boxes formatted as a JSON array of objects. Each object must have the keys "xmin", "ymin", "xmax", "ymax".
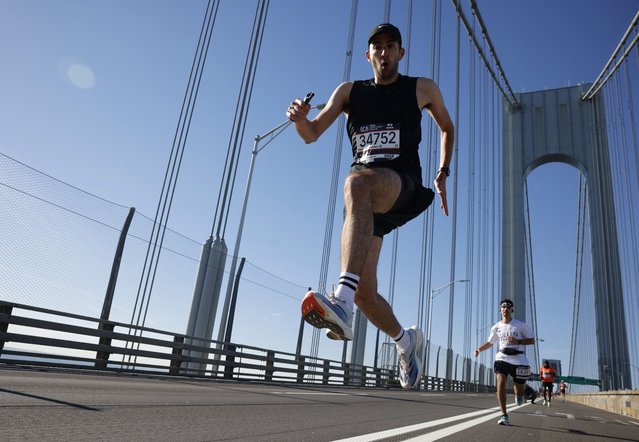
[{"xmin": 438, "ymin": 166, "xmax": 450, "ymax": 176}]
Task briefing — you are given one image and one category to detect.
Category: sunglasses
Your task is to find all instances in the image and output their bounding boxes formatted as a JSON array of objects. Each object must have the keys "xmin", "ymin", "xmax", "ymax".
[{"xmin": 500, "ymin": 303, "xmax": 513, "ymax": 308}]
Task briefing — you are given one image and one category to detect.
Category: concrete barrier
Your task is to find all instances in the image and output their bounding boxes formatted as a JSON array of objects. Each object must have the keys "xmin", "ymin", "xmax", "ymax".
[{"xmin": 567, "ymin": 390, "xmax": 639, "ymax": 418}]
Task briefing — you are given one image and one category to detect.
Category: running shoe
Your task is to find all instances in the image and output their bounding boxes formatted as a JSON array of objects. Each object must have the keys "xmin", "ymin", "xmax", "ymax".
[
  {"xmin": 547, "ymin": 401, "xmax": 551, "ymax": 408},
  {"xmin": 397, "ymin": 326, "xmax": 424, "ymax": 390},
  {"xmin": 543, "ymin": 399, "xmax": 548, "ymax": 406},
  {"xmin": 516, "ymin": 395, "xmax": 525, "ymax": 406},
  {"xmin": 497, "ymin": 414, "xmax": 510, "ymax": 426},
  {"xmin": 301, "ymin": 290, "xmax": 353, "ymax": 340}
]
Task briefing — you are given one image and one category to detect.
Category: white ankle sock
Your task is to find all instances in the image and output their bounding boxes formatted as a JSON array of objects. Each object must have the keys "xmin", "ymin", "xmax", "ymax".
[
  {"xmin": 393, "ymin": 328, "xmax": 411, "ymax": 353},
  {"xmin": 333, "ymin": 272, "xmax": 359, "ymax": 307}
]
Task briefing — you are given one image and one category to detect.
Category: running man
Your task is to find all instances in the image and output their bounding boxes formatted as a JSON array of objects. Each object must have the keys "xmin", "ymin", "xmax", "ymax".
[
  {"xmin": 287, "ymin": 23, "xmax": 454, "ymax": 390},
  {"xmin": 474, "ymin": 298, "xmax": 535, "ymax": 426},
  {"xmin": 559, "ymin": 380, "xmax": 567, "ymax": 401},
  {"xmin": 540, "ymin": 360, "xmax": 556, "ymax": 407}
]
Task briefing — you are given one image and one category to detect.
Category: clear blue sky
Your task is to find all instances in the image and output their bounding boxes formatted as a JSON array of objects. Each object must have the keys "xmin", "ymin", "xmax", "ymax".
[{"xmin": 1, "ymin": 0, "xmax": 638, "ymax": 375}]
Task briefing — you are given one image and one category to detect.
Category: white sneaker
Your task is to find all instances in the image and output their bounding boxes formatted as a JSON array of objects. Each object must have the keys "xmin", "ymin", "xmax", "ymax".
[
  {"xmin": 301, "ymin": 290, "xmax": 353, "ymax": 340},
  {"xmin": 397, "ymin": 326, "xmax": 424, "ymax": 389}
]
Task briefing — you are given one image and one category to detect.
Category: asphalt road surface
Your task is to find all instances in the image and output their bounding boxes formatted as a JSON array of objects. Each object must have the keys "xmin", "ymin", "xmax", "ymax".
[{"xmin": 1, "ymin": 367, "xmax": 637, "ymax": 441}]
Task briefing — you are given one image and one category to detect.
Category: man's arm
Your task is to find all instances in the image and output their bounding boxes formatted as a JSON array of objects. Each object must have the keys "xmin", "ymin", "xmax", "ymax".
[
  {"xmin": 286, "ymin": 82, "xmax": 352, "ymax": 144},
  {"xmin": 474, "ymin": 341, "xmax": 492, "ymax": 357},
  {"xmin": 417, "ymin": 77, "xmax": 454, "ymax": 216}
]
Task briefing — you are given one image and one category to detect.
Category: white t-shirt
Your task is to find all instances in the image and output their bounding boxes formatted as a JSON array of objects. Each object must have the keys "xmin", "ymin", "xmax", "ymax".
[{"xmin": 487, "ymin": 318, "xmax": 533, "ymax": 366}]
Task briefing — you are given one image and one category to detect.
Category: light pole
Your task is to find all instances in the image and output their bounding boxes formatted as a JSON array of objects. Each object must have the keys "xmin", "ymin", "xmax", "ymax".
[
  {"xmin": 425, "ymin": 279, "xmax": 470, "ymax": 379},
  {"xmin": 215, "ymin": 103, "xmax": 326, "ymax": 349}
]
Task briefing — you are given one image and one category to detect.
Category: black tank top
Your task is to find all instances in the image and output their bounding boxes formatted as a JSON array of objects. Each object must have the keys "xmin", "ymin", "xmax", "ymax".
[{"xmin": 347, "ymin": 74, "xmax": 422, "ymax": 178}]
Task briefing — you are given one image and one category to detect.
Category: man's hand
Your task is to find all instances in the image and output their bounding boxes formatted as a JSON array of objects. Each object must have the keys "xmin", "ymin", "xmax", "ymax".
[
  {"xmin": 286, "ymin": 98, "xmax": 311, "ymax": 122},
  {"xmin": 434, "ymin": 171, "xmax": 449, "ymax": 216}
]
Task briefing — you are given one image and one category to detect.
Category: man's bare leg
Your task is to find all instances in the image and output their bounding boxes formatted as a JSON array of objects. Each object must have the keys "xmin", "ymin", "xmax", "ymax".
[
  {"xmin": 496, "ymin": 373, "xmax": 507, "ymax": 414},
  {"xmin": 301, "ymin": 168, "xmax": 401, "ymax": 340},
  {"xmin": 341, "ymin": 168, "xmax": 401, "ymax": 274},
  {"xmin": 354, "ymin": 235, "xmax": 402, "ymax": 337}
]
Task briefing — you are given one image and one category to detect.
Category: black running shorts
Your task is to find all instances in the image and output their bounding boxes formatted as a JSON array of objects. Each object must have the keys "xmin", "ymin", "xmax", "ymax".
[
  {"xmin": 494, "ymin": 360, "xmax": 531, "ymax": 385},
  {"xmin": 349, "ymin": 165, "xmax": 435, "ymax": 238}
]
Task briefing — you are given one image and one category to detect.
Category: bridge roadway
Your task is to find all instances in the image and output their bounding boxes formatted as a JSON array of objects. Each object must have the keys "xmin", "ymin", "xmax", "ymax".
[{"xmin": 1, "ymin": 367, "xmax": 638, "ymax": 441}]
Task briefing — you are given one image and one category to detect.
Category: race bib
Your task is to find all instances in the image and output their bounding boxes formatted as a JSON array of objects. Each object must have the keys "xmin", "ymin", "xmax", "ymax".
[
  {"xmin": 515, "ymin": 366, "xmax": 531, "ymax": 379},
  {"xmin": 352, "ymin": 123, "xmax": 400, "ymax": 164}
]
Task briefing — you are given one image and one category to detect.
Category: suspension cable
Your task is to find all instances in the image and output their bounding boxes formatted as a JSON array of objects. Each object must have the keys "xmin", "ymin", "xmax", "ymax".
[
  {"xmin": 582, "ymin": 10, "xmax": 639, "ymax": 100},
  {"xmin": 451, "ymin": 0, "xmax": 519, "ymax": 108}
]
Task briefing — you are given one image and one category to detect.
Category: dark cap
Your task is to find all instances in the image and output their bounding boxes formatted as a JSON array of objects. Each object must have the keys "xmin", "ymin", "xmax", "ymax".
[{"xmin": 368, "ymin": 23, "xmax": 402, "ymax": 47}]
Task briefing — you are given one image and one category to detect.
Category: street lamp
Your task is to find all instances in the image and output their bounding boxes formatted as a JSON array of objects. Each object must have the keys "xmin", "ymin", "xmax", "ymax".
[
  {"xmin": 215, "ymin": 102, "xmax": 326, "ymax": 347},
  {"xmin": 425, "ymin": 279, "xmax": 470, "ymax": 378}
]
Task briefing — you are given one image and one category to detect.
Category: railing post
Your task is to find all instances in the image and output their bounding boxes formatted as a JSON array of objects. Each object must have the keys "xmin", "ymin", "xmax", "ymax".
[
  {"xmin": 169, "ymin": 336, "xmax": 184, "ymax": 375},
  {"xmin": 265, "ymin": 350, "xmax": 275, "ymax": 382},
  {"xmin": 323, "ymin": 360, "xmax": 330, "ymax": 385},
  {"xmin": 296, "ymin": 355, "xmax": 305, "ymax": 383},
  {"xmin": 0, "ymin": 303, "xmax": 13, "ymax": 353},
  {"xmin": 224, "ymin": 345, "xmax": 236, "ymax": 379},
  {"xmin": 95, "ymin": 322, "xmax": 115, "ymax": 369},
  {"xmin": 343, "ymin": 363, "xmax": 350, "ymax": 386}
]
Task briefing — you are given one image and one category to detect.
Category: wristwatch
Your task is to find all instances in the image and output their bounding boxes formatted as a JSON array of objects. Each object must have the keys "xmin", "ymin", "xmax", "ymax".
[{"xmin": 438, "ymin": 166, "xmax": 450, "ymax": 176}]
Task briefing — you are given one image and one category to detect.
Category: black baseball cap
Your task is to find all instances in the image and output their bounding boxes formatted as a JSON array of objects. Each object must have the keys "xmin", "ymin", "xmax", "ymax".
[
  {"xmin": 500, "ymin": 299, "xmax": 514, "ymax": 308},
  {"xmin": 368, "ymin": 23, "xmax": 402, "ymax": 47}
]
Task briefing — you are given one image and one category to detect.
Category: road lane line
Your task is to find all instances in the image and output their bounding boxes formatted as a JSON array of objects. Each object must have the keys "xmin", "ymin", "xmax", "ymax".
[
  {"xmin": 556, "ymin": 413, "xmax": 575, "ymax": 419},
  {"xmin": 404, "ymin": 404, "xmax": 528, "ymax": 441},
  {"xmin": 270, "ymin": 392, "xmax": 348, "ymax": 396},
  {"xmin": 333, "ymin": 404, "xmax": 528, "ymax": 441}
]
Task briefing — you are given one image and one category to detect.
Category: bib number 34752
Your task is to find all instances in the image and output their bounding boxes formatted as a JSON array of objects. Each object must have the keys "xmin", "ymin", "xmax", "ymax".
[{"xmin": 352, "ymin": 123, "xmax": 400, "ymax": 164}]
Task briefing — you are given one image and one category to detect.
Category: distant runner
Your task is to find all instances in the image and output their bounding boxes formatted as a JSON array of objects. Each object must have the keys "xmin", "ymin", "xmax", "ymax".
[
  {"xmin": 474, "ymin": 298, "xmax": 535, "ymax": 426},
  {"xmin": 559, "ymin": 380, "xmax": 567, "ymax": 402},
  {"xmin": 540, "ymin": 360, "xmax": 556, "ymax": 407}
]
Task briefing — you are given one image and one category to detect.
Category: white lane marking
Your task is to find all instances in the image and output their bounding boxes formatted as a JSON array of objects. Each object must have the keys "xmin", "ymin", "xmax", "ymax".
[
  {"xmin": 270, "ymin": 392, "xmax": 347, "ymax": 396},
  {"xmin": 332, "ymin": 403, "xmax": 528, "ymax": 442},
  {"xmin": 527, "ymin": 411, "xmax": 548, "ymax": 417},
  {"xmin": 614, "ymin": 419, "xmax": 629, "ymax": 425},
  {"xmin": 556, "ymin": 413, "xmax": 575, "ymax": 419},
  {"xmin": 588, "ymin": 416, "xmax": 605, "ymax": 423},
  {"xmin": 405, "ymin": 404, "xmax": 529, "ymax": 441},
  {"xmin": 628, "ymin": 421, "xmax": 639, "ymax": 426}
]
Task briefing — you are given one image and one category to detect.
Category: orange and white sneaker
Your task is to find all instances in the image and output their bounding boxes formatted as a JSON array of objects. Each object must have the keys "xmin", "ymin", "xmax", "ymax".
[{"xmin": 301, "ymin": 290, "xmax": 353, "ymax": 341}]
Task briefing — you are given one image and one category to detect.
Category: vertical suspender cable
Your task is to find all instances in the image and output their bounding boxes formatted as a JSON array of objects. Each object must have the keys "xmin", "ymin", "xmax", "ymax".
[
  {"xmin": 126, "ymin": 0, "xmax": 220, "ymax": 364},
  {"xmin": 446, "ymin": 0, "xmax": 462, "ymax": 370},
  {"xmin": 311, "ymin": 0, "xmax": 358, "ymax": 360},
  {"xmin": 523, "ymin": 179, "xmax": 540, "ymax": 369},
  {"xmin": 221, "ymin": 2, "xmax": 270, "ymax": 237},
  {"xmin": 569, "ymin": 176, "xmax": 586, "ymax": 376},
  {"xmin": 420, "ymin": 0, "xmax": 441, "ymax": 372},
  {"xmin": 213, "ymin": 0, "xmax": 269, "ymax": 239},
  {"xmin": 623, "ymin": 60, "xmax": 639, "ymax": 385},
  {"xmin": 466, "ymin": 19, "xmax": 477, "ymax": 376},
  {"xmin": 215, "ymin": 0, "xmax": 270, "ymax": 347}
]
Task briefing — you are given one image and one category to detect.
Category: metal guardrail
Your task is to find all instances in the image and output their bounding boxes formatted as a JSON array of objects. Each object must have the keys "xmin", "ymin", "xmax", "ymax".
[{"xmin": 0, "ymin": 299, "xmax": 495, "ymax": 392}]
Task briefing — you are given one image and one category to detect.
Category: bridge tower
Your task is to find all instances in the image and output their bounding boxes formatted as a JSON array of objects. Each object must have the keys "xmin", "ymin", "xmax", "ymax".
[{"xmin": 502, "ymin": 84, "xmax": 631, "ymax": 390}]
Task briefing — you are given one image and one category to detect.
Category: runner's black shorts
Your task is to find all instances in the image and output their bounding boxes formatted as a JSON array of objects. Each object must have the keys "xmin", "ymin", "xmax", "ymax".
[
  {"xmin": 349, "ymin": 165, "xmax": 435, "ymax": 238},
  {"xmin": 494, "ymin": 360, "xmax": 531, "ymax": 385},
  {"xmin": 543, "ymin": 381, "xmax": 554, "ymax": 390}
]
